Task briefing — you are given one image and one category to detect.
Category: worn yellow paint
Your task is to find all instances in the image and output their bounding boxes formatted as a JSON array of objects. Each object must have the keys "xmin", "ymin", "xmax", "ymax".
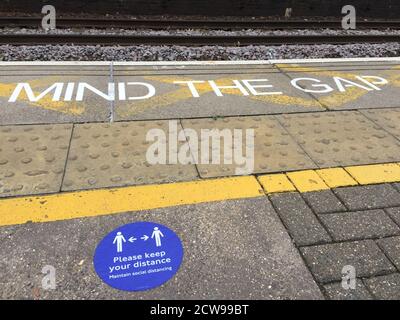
[
  {"xmin": 0, "ymin": 176, "xmax": 263, "ymax": 227},
  {"xmin": 122, "ymin": 64, "xmax": 394, "ymax": 113},
  {"xmin": 345, "ymin": 163, "xmax": 400, "ymax": 185},
  {"xmin": 318, "ymin": 87, "xmax": 369, "ymax": 108},
  {"xmin": 276, "ymin": 64, "xmax": 397, "ymax": 107},
  {"xmin": 316, "ymin": 168, "xmax": 358, "ymax": 188},
  {"xmin": 120, "ymin": 74, "xmax": 322, "ymax": 117},
  {"xmin": 3, "ymin": 64, "xmax": 398, "ymax": 117},
  {"xmin": 389, "ymin": 67, "xmax": 400, "ymax": 87},
  {"xmin": 287, "ymin": 170, "xmax": 329, "ymax": 192},
  {"xmin": 118, "ymin": 87, "xmax": 194, "ymax": 117},
  {"xmin": 129, "ymin": 65, "xmax": 397, "ymax": 115},
  {"xmin": 0, "ymin": 76, "xmax": 84, "ymax": 115},
  {"xmin": 250, "ymin": 93, "xmax": 322, "ymax": 108},
  {"xmin": 258, "ymin": 174, "xmax": 296, "ymax": 193}
]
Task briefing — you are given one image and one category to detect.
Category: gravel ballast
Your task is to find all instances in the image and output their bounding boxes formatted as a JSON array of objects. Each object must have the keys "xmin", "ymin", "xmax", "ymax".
[
  {"xmin": 2, "ymin": 27, "xmax": 400, "ymax": 36},
  {"xmin": 1, "ymin": 43, "xmax": 399, "ymax": 61},
  {"xmin": 1, "ymin": 26, "xmax": 399, "ymax": 61}
]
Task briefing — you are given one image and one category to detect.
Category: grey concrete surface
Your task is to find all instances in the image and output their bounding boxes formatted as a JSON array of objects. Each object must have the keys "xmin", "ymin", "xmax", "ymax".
[{"xmin": 0, "ymin": 197, "xmax": 323, "ymax": 300}]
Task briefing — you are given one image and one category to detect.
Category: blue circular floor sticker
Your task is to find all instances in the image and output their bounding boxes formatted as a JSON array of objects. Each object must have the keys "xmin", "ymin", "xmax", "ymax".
[{"xmin": 93, "ymin": 222, "xmax": 184, "ymax": 291}]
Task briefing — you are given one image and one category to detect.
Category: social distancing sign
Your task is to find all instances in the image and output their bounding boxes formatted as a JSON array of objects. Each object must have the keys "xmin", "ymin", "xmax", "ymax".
[{"xmin": 93, "ymin": 222, "xmax": 184, "ymax": 291}]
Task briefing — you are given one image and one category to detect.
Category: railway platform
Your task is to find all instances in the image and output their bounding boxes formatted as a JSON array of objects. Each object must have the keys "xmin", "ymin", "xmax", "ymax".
[{"xmin": 1, "ymin": 57, "xmax": 400, "ymax": 299}]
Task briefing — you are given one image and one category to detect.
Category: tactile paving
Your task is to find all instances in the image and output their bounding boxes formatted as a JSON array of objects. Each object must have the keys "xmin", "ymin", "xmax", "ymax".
[
  {"xmin": 360, "ymin": 108, "xmax": 400, "ymax": 139},
  {"xmin": 181, "ymin": 116, "xmax": 317, "ymax": 178},
  {"xmin": 62, "ymin": 121, "xmax": 198, "ymax": 191},
  {"xmin": 0, "ymin": 124, "xmax": 72, "ymax": 197},
  {"xmin": 276, "ymin": 111, "xmax": 400, "ymax": 167}
]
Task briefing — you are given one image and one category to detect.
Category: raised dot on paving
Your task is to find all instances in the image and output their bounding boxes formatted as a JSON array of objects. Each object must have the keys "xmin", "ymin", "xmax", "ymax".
[
  {"xmin": 181, "ymin": 115, "xmax": 317, "ymax": 178},
  {"xmin": 276, "ymin": 111, "xmax": 400, "ymax": 167},
  {"xmin": 0, "ymin": 124, "xmax": 73, "ymax": 197},
  {"xmin": 62, "ymin": 120, "xmax": 198, "ymax": 191},
  {"xmin": 360, "ymin": 108, "xmax": 400, "ymax": 139}
]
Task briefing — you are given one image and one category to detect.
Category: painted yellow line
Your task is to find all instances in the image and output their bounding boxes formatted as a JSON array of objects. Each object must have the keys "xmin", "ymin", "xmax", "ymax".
[
  {"xmin": 3, "ymin": 162, "xmax": 400, "ymax": 227},
  {"xmin": 0, "ymin": 176, "xmax": 264, "ymax": 227},
  {"xmin": 286, "ymin": 170, "xmax": 329, "ymax": 192},
  {"xmin": 345, "ymin": 163, "xmax": 400, "ymax": 185},
  {"xmin": 258, "ymin": 174, "xmax": 296, "ymax": 194},
  {"xmin": 316, "ymin": 168, "xmax": 358, "ymax": 188}
]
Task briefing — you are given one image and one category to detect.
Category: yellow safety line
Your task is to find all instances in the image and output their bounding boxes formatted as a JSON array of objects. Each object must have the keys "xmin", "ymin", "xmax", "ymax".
[
  {"xmin": 2, "ymin": 162, "xmax": 400, "ymax": 227},
  {"xmin": 0, "ymin": 176, "xmax": 263, "ymax": 227},
  {"xmin": 315, "ymin": 168, "xmax": 358, "ymax": 188},
  {"xmin": 344, "ymin": 163, "xmax": 400, "ymax": 185},
  {"xmin": 286, "ymin": 170, "xmax": 329, "ymax": 192}
]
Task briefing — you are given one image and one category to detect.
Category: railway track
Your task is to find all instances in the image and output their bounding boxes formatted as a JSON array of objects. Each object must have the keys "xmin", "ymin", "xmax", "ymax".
[
  {"xmin": 1, "ymin": 17, "xmax": 400, "ymax": 30},
  {"xmin": 1, "ymin": 34, "xmax": 399, "ymax": 46}
]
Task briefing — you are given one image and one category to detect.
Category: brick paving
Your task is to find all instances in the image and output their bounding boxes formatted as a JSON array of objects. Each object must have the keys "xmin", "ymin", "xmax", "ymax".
[{"xmin": 269, "ymin": 183, "xmax": 400, "ymax": 300}]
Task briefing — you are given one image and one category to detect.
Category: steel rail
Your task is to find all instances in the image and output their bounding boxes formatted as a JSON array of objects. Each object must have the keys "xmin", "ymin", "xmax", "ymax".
[
  {"xmin": 1, "ymin": 17, "xmax": 400, "ymax": 30},
  {"xmin": 1, "ymin": 34, "xmax": 399, "ymax": 46}
]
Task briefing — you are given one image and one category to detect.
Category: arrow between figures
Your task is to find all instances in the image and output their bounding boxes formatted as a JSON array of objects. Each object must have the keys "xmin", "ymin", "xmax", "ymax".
[
  {"xmin": 128, "ymin": 237, "xmax": 137, "ymax": 243},
  {"xmin": 128, "ymin": 235, "xmax": 149, "ymax": 243}
]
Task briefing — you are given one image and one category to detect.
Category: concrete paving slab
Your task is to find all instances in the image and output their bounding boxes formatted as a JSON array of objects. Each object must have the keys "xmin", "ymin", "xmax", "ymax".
[
  {"xmin": 385, "ymin": 207, "xmax": 400, "ymax": 227},
  {"xmin": 0, "ymin": 67, "xmax": 112, "ymax": 125},
  {"xmin": 300, "ymin": 240, "xmax": 396, "ymax": 283},
  {"xmin": 377, "ymin": 236, "xmax": 400, "ymax": 270},
  {"xmin": 276, "ymin": 111, "xmax": 400, "ymax": 167},
  {"xmin": 279, "ymin": 63, "xmax": 400, "ymax": 110},
  {"xmin": 62, "ymin": 121, "xmax": 198, "ymax": 191},
  {"xmin": 392, "ymin": 183, "xmax": 400, "ymax": 193},
  {"xmin": 364, "ymin": 273, "xmax": 400, "ymax": 300},
  {"xmin": 0, "ymin": 124, "xmax": 72, "ymax": 198},
  {"xmin": 360, "ymin": 108, "xmax": 400, "ymax": 139},
  {"xmin": 269, "ymin": 192, "xmax": 331, "ymax": 246},
  {"xmin": 323, "ymin": 281, "xmax": 373, "ymax": 300},
  {"xmin": 301, "ymin": 190, "xmax": 346, "ymax": 214},
  {"xmin": 0, "ymin": 197, "xmax": 323, "ymax": 299},
  {"xmin": 319, "ymin": 210, "xmax": 400, "ymax": 242},
  {"xmin": 113, "ymin": 69, "xmax": 324, "ymax": 121},
  {"xmin": 333, "ymin": 184, "xmax": 400, "ymax": 211},
  {"xmin": 181, "ymin": 116, "xmax": 317, "ymax": 178}
]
